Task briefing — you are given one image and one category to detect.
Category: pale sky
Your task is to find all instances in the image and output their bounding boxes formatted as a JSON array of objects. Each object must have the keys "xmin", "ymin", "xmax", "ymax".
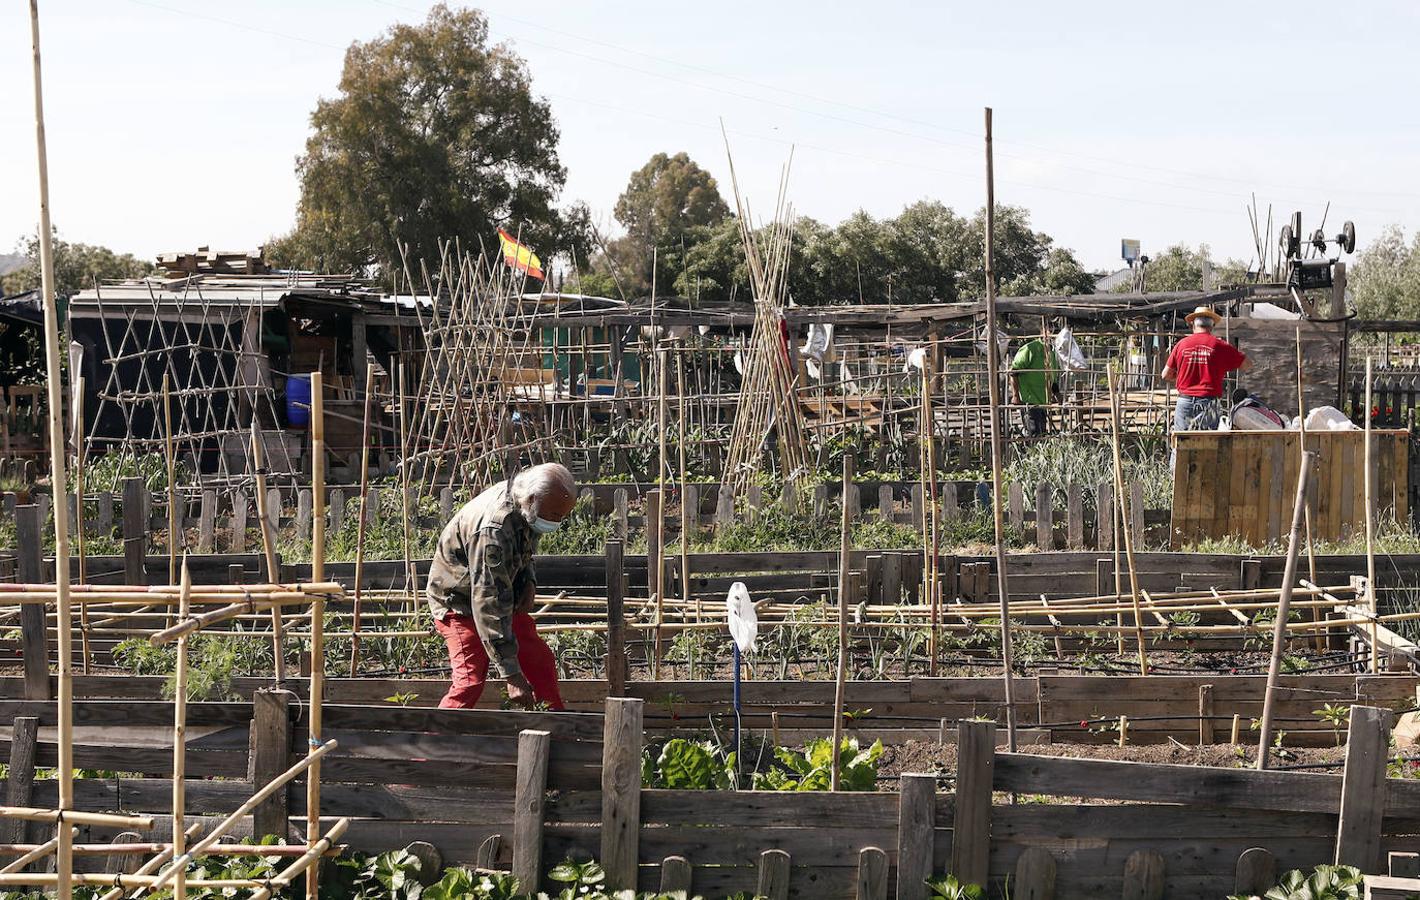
[{"xmin": 2, "ymin": 0, "xmax": 1417, "ymax": 273}]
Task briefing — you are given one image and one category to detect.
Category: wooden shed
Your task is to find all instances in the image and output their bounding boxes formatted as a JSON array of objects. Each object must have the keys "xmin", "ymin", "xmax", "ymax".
[{"xmin": 1170, "ymin": 429, "xmax": 1410, "ymax": 547}]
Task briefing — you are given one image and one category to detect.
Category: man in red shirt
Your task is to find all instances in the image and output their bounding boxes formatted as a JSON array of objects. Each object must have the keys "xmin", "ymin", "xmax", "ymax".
[{"xmin": 1161, "ymin": 306, "xmax": 1250, "ymax": 433}]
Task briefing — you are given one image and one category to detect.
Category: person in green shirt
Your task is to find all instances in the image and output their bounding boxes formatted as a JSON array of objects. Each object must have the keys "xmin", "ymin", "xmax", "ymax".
[{"xmin": 1009, "ymin": 337, "xmax": 1058, "ymax": 437}]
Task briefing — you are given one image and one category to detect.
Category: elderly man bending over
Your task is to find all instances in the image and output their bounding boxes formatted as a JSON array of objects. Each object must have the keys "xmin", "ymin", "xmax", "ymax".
[{"xmin": 426, "ymin": 463, "xmax": 576, "ymax": 709}]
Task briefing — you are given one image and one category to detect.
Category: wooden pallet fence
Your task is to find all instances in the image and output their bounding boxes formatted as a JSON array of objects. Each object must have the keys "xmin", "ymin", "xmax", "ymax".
[{"xmin": 3, "ymin": 672, "xmax": 1416, "ymax": 748}]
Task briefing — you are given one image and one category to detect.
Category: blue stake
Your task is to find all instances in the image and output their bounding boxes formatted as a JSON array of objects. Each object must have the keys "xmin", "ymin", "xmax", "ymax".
[{"xmin": 732, "ymin": 642, "xmax": 742, "ymax": 783}]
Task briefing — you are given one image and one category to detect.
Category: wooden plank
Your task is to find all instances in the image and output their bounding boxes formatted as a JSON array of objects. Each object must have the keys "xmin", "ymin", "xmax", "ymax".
[
  {"xmin": 1234, "ymin": 847, "xmax": 1277, "ymax": 897},
  {"xmin": 757, "ymin": 848, "xmax": 791, "ymax": 900},
  {"xmin": 248, "ymin": 689, "xmax": 291, "ymax": 840},
  {"xmin": 950, "ymin": 719, "xmax": 994, "ymax": 887},
  {"xmin": 895, "ymin": 773, "xmax": 935, "ymax": 900},
  {"xmin": 1014, "ymin": 846, "xmax": 1056, "ymax": 900},
  {"xmin": 1035, "ymin": 483, "xmax": 1052, "ymax": 550},
  {"xmin": 605, "ymin": 541, "xmax": 627, "ymax": 697},
  {"xmin": 197, "ymin": 490, "xmax": 216, "ymax": 553},
  {"xmin": 660, "ymin": 856, "xmax": 692, "ymax": 893},
  {"xmin": 1267, "ymin": 436, "xmax": 1285, "ymax": 544},
  {"xmin": 1199, "ymin": 684, "xmax": 1216, "ymax": 745},
  {"xmin": 1389, "ymin": 853, "xmax": 1420, "ymax": 878},
  {"xmin": 992, "ymin": 752, "xmax": 1346, "ymax": 814},
  {"xmin": 122, "ymin": 478, "xmax": 145, "ymax": 585},
  {"xmin": 1098, "ymin": 480, "xmax": 1114, "ymax": 551},
  {"xmin": 1121, "ymin": 848, "xmax": 1165, "ymax": 900},
  {"xmin": 600, "ymin": 698, "xmax": 643, "ymax": 891},
  {"xmin": 512, "ymin": 729, "xmax": 550, "ymax": 894},
  {"xmin": 639, "ymin": 790, "xmax": 900, "ymax": 829},
  {"xmin": 1336, "ymin": 705, "xmax": 1389, "ymax": 873},
  {"xmin": 1067, "ymin": 483, "xmax": 1083, "ymax": 550},
  {"xmin": 3, "ymin": 716, "xmax": 38, "ymax": 844},
  {"xmin": 15, "ymin": 507, "xmax": 47, "ymax": 701},
  {"xmin": 857, "ymin": 847, "xmax": 887, "ymax": 900}
]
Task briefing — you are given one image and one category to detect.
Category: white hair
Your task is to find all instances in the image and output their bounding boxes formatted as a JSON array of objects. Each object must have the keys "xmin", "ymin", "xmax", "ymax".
[{"xmin": 510, "ymin": 462, "xmax": 576, "ymax": 514}]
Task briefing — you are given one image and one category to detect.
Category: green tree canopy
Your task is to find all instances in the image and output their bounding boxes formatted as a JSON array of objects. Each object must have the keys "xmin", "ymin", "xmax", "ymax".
[
  {"xmin": 1, "ymin": 228, "xmax": 152, "ymax": 297},
  {"xmin": 1350, "ymin": 225, "xmax": 1420, "ymax": 321},
  {"xmin": 614, "ymin": 152, "xmax": 729, "ymax": 245},
  {"xmin": 663, "ymin": 201, "xmax": 1094, "ymax": 306},
  {"xmin": 275, "ymin": 3, "xmax": 587, "ymax": 277},
  {"xmin": 1108, "ymin": 243, "xmax": 1250, "ymax": 293}
]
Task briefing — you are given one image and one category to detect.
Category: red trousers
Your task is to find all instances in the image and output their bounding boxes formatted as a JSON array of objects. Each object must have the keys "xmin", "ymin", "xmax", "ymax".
[{"xmin": 435, "ymin": 611, "xmax": 565, "ymax": 710}]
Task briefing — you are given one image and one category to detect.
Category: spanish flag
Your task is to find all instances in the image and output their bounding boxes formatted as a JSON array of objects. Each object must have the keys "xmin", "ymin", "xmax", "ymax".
[{"xmin": 497, "ymin": 228, "xmax": 544, "ymax": 281}]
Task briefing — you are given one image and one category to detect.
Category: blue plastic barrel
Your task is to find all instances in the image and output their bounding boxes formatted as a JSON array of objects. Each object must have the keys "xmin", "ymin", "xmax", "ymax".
[{"xmin": 286, "ymin": 374, "xmax": 311, "ymax": 427}]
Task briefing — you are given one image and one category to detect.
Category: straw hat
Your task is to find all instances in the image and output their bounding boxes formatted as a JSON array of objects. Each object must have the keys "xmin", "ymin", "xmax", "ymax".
[{"xmin": 1184, "ymin": 306, "xmax": 1221, "ymax": 324}]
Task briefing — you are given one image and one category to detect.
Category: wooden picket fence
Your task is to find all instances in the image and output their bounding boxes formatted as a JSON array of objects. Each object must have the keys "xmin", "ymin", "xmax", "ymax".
[{"xmin": 7, "ymin": 696, "xmax": 1419, "ymax": 899}]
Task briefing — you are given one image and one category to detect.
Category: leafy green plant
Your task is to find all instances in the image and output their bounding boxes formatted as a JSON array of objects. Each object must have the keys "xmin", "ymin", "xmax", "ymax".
[
  {"xmin": 925, "ymin": 873, "xmax": 985, "ymax": 900},
  {"xmin": 547, "ymin": 858, "xmax": 607, "ymax": 893},
  {"xmin": 642, "ymin": 738, "xmax": 732, "ymax": 790},
  {"xmin": 1314, "ymin": 703, "xmax": 1349, "ymax": 746},
  {"xmin": 753, "ymin": 737, "xmax": 883, "ymax": 791},
  {"xmin": 1227, "ymin": 863, "xmax": 1364, "ymax": 900}
]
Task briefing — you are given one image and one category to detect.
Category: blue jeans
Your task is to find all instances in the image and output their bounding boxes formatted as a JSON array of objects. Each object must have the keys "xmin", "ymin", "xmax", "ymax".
[{"xmin": 1174, "ymin": 395, "xmax": 1221, "ymax": 433}]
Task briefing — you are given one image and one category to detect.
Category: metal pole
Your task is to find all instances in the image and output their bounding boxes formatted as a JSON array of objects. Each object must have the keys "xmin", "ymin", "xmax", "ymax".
[
  {"xmin": 983, "ymin": 107, "xmax": 1018, "ymax": 751},
  {"xmin": 1256, "ymin": 450, "xmax": 1316, "ymax": 770}
]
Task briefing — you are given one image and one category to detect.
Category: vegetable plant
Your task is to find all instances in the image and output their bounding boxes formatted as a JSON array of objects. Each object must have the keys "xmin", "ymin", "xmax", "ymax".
[{"xmin": 1228, "ymin": 863, "xmax": 1365, "ymax": 900}]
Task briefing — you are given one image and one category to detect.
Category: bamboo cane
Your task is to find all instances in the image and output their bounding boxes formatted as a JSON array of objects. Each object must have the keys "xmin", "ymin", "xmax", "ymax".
[
  {"xmin": 1109, "ymin": 369, "xmax": 1149, "ymax": 675},
  {"xmin": 350, "ymin": 362, "xmax": 376, "ymax": 674},
  {"xmin": 1257, "ymin": 450, "xmax": 1316, "ymax": 770},
  {"xmin": 396, "ymin": 364, "xmax": 415, "ymax": 595},
  {"xmin": 0, "ymin": 829, "xmax": 72, "ymax": 874},
  {"xmin": 73, "ymin": 377, "xmax": 89, "ymax": 673},
  {"xmin": 171, "ymin": 557, "xmax": 191, "ymax": 899},
  {"xmin": 163, "ymin": 373, "xmax": 178, "ymax": 589},
  {"xmin": 831, "ymin": 452, "xmax": 854, "ymax": 791},
  {"xmin": 25, "ymin": 6, "xmax": 76, "ymax": 893},
  {"xmin": 0, "ymin": 808, "xmax": 153, "ymax": 830},
  {"xmin": 250, "ymin": 421, "xmax": 286, "ymax": 682},
  {"xmin": 1296, "ymin": 328, "xmax": 1323, "ymax": 652},
  {"xmin": 95, "ymin": 823, "xmax": 200, "ymax": 900},
  {"xmin": 147, "ymin": 592, "xmax": 343, "ymax": 646},
  {"xmin": 248, "ymin": 819, "xmax": 351, "ymax": 900},
  {"xmin": 308, "ymin": 370, "xmax": 327, "ymax": 900},
  {"xmin": 677, "ymin": 357, "xmax": 694, "ymax": 627},
  {"xmin": 983, "ymin": 107, "xmax": 1019, "ymax": 752},
  {"xmin": 146, "ymin": 740, "xmax": 338, "ymax": 891},
  {"xmin": 1364, "ymin": 356, "xmax": 1378, "ymax": 673}
]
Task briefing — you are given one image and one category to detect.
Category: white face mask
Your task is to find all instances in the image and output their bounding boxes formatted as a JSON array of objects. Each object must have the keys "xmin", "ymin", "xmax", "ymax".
[{"xmin": 529, "ymin": 515, "xmax": 562, "ymax": 535}]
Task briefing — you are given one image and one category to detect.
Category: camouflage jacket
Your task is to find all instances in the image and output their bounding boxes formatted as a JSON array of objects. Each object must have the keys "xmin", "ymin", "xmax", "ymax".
[{"xmin": 426, "ymin": 483, "xmax": 538, "ymax": 678}]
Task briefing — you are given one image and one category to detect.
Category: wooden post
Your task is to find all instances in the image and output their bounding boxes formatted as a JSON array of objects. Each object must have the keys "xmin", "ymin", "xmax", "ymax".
[
  {"xmin": 600, "ymin": 698, "xmax": 643, "ymax": 891},
  {"xmin": 951, "ymin": 719, "xmax": 995, "ymax": 887},
  {"xmin": 613, "ymin": 488, "xmax": 628, "ymax": 539},
  {"xmin": 122, "ymin": 477, "xmax": 144, "ymax": 585},
  {"xmin": 660, "ymin": 857, "xmax": 691, "ymax": 894},
  {"xmin": 1331, "ymin": 262, "xmax": 1348, "ymax": 319},
  {"xmin": 1235, "ymin": 848, "xmax": 1277, "ymax": 897},
  {"xmin": 857, "ymin": 847, "xmax": 888, "ymax": 900},
  {"xmin": 512, "ymin": 729, "xmax": 550, "ymax": 893},
  {"xmin": 1122, "ymin": 849, "xmax": 1165, "ymax": 900},
  {"xmin": 1335, "ymin": 705, "xmax": 1389, "ymax": 873},
  {"xmin": 757, "ymin": 849, "xmax": 791, "ymax": 900},
  {"xmin": 16, "ymin": 506, "xmax": 48, "ymax": 701},
  {"xmin": 248, "ymin": 690, "xmax": 292, "ymax": 840},
  {"xmin": 1014, "ymin": 847, "xmax": 1056, "ymax": 900},
  {"xmin": 895, "ymin": 773, "xmax": 936, "ymax": 900},
  {"xmin": 1034, "ymin": 483, "xmax": 1051, "ymax": 550},
  {"xmin": 1008, "ymin": 483, "xmax": 1024, "ymax": 531},
  {"xmin": 197, "ymin": 490, "xmax": 216, "ymax": 553},
  {"xmin": 1097, "ymin": 479, "xmax": 1114, "ymax": 551},
  {"xmin": 605, "ymin": 540, "xmax": 627, "ymax": 695},
  {"xmin": 1364, "ymin": 356, "xmax": 1378, "ymax": 673},
  {"xmin": 1066, "ymin": 482, "xmax": 1083, "ymax": 549},
  {"xmin": 1199, "ymin": 684, "xmax": 1216, "ymax": 745},
  {"xmin": 3, "ymin": 717, "xmax": 38, "ymax": 845},
  {"xmin": 231, "ymin": 491, "xmax": 248, "ymax": 553},
  {"xmin": 162, "ymin": 374, "xmax": 178, "ymax": 586}
]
